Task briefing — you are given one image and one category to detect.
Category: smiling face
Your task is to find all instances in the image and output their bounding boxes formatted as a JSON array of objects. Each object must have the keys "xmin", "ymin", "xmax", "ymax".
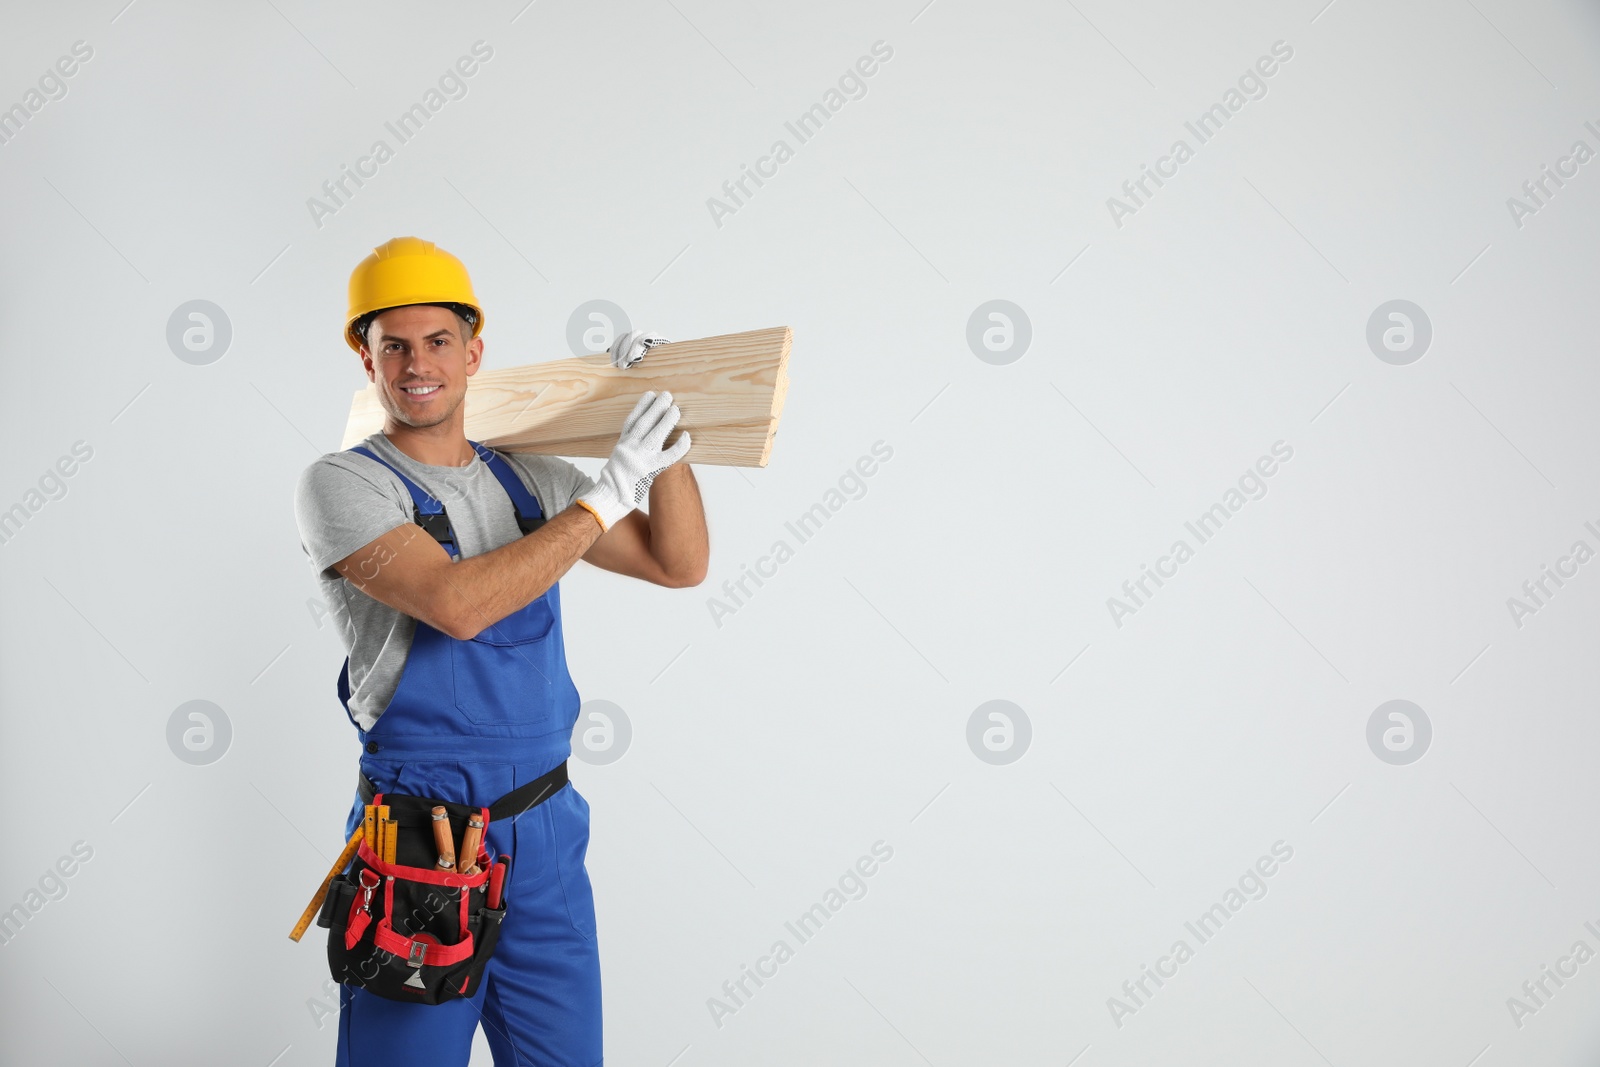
[{"xmin": 358, "ymin": 304, "xmax": 482, "ymax": 431}]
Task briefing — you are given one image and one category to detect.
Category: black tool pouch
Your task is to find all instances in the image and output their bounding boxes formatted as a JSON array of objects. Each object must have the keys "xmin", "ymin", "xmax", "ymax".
[{"xmin": 318, "ymin": 792, "xmax": 508, "ymax": 1005}]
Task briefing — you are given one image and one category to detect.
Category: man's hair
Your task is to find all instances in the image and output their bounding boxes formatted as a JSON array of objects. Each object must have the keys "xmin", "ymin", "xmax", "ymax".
[{"xmin": 357, "ymin": 302, "xmax": 478, "ymax": 349}]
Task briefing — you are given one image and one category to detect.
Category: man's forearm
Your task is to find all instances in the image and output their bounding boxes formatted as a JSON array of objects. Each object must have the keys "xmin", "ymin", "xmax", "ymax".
[
  {"xmin": 435, "ymin": 505, "xmax": 603, "ymax": 639},
  {"xmin": 645, "ymin": 464, "xmax": 709, "ymax": 584}
]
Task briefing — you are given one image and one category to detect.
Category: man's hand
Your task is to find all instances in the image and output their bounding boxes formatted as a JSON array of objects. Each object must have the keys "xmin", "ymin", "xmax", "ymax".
[
  {"xmin": 576, "ymin": 390, "xmax": 691, "ymax": 532},
  {"xmin": 608, "ymin": 329, "xmax": 670, "ymax": 370}
]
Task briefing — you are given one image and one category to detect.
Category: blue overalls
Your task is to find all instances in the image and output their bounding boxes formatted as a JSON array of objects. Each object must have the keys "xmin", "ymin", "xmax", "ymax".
[{"xmin": 333, "ymin": 441, "xmax": 602, "ymax": 1067}]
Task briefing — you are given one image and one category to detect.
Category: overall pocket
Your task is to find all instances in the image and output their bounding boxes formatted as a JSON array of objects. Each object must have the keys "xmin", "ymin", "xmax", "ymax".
[
  {"xmin": 552, "ymin": 786, "xmax": 597, "ymax": 941},
  {"xmin": 451, "ymin": 594, "xmax": 561, "ymax": 727}
]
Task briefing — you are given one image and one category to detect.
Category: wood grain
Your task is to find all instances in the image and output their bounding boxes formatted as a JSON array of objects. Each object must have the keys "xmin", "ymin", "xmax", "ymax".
[{"xmin": 341, "ymin": 326, "xmax": 792, "ymax": 468}]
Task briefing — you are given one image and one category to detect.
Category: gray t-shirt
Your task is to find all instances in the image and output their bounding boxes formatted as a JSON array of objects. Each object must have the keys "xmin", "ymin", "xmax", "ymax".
[{"xmin": 294, "ymin": 432, "xmax": 595, "ymax": 731}]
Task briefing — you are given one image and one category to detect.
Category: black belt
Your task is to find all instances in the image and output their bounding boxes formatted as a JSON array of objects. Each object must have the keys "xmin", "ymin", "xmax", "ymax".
[{"xmin": 358, "ymin": 759, "xmax": 569, "ymax": 823}]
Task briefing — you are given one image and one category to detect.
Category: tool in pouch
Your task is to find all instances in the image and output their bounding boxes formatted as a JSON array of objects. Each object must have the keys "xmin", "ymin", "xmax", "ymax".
[{"xmin": 288, "ymin": 760, "xmax": 566, "ymax": 1005}]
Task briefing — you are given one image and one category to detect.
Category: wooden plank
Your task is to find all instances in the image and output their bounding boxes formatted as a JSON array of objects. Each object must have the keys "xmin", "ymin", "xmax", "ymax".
[{"xmin": 341, "ymin": 326, "xmax": 791, "ymax": 468}]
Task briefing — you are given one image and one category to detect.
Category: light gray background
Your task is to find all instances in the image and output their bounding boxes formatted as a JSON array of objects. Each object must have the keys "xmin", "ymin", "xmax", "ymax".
[{"xmin": 3, "ymin": 0, "xmax": 1599, "ymax": 1064}]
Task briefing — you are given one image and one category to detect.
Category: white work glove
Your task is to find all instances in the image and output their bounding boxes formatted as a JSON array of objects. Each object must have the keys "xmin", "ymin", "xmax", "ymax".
[
  {"xmin": 577, "ymin": 390, "xmax": 691, "ymax": 531},
  {"xmin": 608, "ymin": 329, "xmax": 670, "ymax": 370}
]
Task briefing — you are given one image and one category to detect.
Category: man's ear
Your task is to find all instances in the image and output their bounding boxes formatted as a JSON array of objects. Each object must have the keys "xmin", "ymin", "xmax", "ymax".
[{"xmin": 465, "ymin": 335, "xmax": 484, "ymax": 377}]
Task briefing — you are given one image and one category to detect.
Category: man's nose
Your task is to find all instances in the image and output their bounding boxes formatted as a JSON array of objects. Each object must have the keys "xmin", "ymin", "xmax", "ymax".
[{"xmin": 398, "ymin": 349, "xmax": 440, "ymax": 373}]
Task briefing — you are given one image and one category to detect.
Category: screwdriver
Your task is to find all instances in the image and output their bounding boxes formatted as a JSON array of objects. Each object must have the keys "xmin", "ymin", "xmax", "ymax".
[
  {"xmin": 431, "ymin": 806, "xmax": 456, "ymax": 871},
  {"xmin": 458, "ymin": 814, "xmax": 485, "ymax": 877}
]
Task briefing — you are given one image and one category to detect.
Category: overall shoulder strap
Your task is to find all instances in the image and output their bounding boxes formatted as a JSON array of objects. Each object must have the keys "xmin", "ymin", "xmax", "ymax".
[
  {"xmin": 348, "ymin": 444, "xmax": 459, "ymax": 557},
  {"xmin": 470, "ymin": 442, "xmax": 547, "ymax": 534}
]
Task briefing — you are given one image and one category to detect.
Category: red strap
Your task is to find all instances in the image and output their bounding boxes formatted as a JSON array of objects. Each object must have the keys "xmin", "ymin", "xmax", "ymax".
[
  {"xmin": 356, "ymin": 840, "xmax": 489, "ymax": 888},
  {"xmin": 345, "ymin": 904, "xmax": 371, "ymax": 950},
  {"xmin": 373, "ymin": 918, "xmax": 476, "ymax": 967},
  {"xmin": 344, "ymin": 869, "xmax": 381, "ymax": 949}
]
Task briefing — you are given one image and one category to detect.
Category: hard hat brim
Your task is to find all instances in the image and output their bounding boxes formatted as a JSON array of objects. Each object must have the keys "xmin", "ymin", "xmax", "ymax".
[{"xmin": 345, "ymin": 301, "xmax": 485, "ymax": 352}]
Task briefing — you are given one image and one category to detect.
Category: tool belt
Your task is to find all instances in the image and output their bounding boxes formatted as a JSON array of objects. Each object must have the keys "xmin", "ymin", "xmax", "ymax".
[{"xmin": 311, "ymin": 760, "xmax": 569, "ymax": 1005}]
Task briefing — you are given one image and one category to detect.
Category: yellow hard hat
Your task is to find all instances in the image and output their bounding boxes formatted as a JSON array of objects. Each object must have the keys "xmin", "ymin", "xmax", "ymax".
[{"xmin": 345, "ymin": 237, "xmax": 484, "ymax": 352}]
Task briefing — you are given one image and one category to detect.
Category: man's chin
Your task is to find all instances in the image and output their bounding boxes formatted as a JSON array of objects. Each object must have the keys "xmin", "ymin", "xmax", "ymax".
[{"xmin": 381, "ymin": 397, "xmax": 459, "ymax": 430}]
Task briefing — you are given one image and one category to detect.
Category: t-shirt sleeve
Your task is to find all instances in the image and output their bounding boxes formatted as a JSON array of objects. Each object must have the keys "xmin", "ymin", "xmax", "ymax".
[
  {"xmin": 510, "ymin": 454, "xmax": 596, "ymax": 515},
  {"xmin": 294, "ymin": 454, "xmax": 413, "ymax": 581},
  {"xmin": 555, "ymin": 458, "xmax": 597, "ymax": 512}
]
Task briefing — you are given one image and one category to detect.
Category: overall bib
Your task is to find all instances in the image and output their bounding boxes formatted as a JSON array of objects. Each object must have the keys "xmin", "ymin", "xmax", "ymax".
[{"xmin": 333, "ymin": 442, "xmax": 602, "ymax": 1067}]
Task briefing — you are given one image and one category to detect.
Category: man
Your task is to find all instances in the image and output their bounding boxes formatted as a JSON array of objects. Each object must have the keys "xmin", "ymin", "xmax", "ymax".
[{"xmin": 294, "ymin": 236, "xmax": 708, "ymax": 1065}]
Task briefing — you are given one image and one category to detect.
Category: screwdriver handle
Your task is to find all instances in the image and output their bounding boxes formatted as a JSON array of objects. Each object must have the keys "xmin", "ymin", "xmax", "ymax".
[{"xmin": 431, "ymin": 806, "xmax": 456, "ymax": 871}]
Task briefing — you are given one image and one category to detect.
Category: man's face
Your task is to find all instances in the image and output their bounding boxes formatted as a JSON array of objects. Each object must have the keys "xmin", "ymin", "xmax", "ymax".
[{"xmin": 359, "ymin": 305, "xmax": 482, "ymax": 431}]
